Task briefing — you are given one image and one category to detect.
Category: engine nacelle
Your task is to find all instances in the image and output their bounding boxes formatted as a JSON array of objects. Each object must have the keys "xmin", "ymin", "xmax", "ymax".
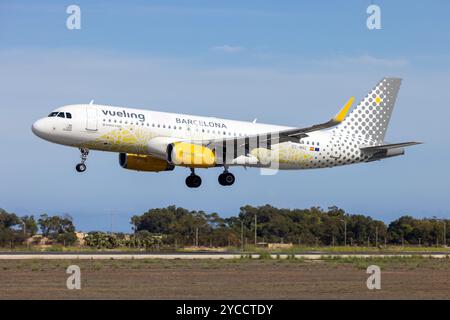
[
  {"xmin": 167, "ymin": 142, "xmax": 216, "ymax": 168},
  {"xmin": 119, "ymin": 153, "xmax": 174, "ymax": 172}
]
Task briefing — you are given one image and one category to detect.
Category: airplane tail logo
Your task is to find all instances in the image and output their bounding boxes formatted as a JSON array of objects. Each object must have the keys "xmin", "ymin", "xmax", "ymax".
[{"xmin": 334, "ymin": 77, "xmax": 402, "ymax": 143}]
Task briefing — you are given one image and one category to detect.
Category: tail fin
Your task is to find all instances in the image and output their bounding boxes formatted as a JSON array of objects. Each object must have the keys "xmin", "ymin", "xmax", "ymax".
[{"xmin": 333, "ymin": 78, "xmax": 402, "ymax": 142}]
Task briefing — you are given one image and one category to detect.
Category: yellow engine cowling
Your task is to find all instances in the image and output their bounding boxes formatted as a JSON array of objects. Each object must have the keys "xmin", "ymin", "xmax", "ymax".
[
  {"xmin": 168, "ymin": 142, "xmax": 216, "ymax": 168},
  {"xmin": 119, "ymin": 153, "xmax": 174, "ymax": 172}
]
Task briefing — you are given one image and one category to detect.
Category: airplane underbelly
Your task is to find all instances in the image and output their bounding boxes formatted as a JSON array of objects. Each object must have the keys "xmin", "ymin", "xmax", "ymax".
[
  {"xmin": 80, "ymin": 126, "xmax": 154, "ymax": 155},
  {"xmin": 278, "ymin": 143, "xmax": 316, "ymax": 168},
  {"xmin": 250, "ymin": 142, "xmax": 315, "ymax": 169}
]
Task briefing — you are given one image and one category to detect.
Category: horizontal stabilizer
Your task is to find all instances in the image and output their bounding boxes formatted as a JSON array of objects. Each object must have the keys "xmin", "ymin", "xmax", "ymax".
[{"xmin": 360, "ymin": 141, "xmax": 422, "ymax": 152}]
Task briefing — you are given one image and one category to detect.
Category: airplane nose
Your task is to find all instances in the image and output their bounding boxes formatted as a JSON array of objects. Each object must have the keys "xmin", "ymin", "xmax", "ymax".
[{"xmin": 32, "ymin": 119, "xmax": 48, "ymax": 138}]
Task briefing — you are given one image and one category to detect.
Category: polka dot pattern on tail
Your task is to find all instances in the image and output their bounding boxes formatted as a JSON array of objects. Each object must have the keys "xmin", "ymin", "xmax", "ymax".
[{"xmin": 333, "ymin": 78, "xmax": 402, "ymax": 144}]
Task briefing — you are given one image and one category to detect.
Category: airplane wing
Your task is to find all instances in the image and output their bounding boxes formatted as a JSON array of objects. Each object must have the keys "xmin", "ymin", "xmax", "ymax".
[
  {"xmin": 185, "ymin": 96, "xmax": 355, "ymax": 153},
  {"xmin": 271, "ymin": 96, "xmax": 354, "ymax": 143}
]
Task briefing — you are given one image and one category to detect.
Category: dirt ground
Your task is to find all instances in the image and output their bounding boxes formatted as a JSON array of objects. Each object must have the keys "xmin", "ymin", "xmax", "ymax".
[{"xmin": 0, "ymin": 258, "xmax": 449, "ymax": 299}]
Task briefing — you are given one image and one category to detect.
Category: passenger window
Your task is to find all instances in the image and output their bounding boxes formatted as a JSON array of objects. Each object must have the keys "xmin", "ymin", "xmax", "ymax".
[{"xmin": 66, "ymin": 113, "xmax": 72, "ymax": 119}]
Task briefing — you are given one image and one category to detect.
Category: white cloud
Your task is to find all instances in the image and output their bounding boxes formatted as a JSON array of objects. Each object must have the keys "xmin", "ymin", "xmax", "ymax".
[
  {"xmin": 210, "ymin": 45, "xmax": 245, "ymax": 53},
  {"xmin": 346, "ymin": 55, "xmax": 409, "ymax": 67},
  {"xmin": 312, "ymin": 54, "xmax": 409, "ymax": 69}
]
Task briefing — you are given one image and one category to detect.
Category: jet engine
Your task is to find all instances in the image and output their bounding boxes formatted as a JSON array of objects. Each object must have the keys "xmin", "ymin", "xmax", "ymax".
[
  {"xmin": 119, "ymin": 153, "xmax": 174, "ymax": 172},
  {"xmin": 167, "ymin": 142, "xmax": 216, "ymax": 168}
]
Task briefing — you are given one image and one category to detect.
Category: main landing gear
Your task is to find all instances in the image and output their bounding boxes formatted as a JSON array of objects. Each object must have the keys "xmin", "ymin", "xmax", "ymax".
[
  {"xmin": 75, "ymin": 148, "xmax": 89, "ymax": 173},
  {"xmin": 218, "ymin": 169, "xmax": 235, "ymax": 186},
  {"xmin": 185, "ymin": 168, "xmax": 235, "ymax": 188},
  {"xmin": 185, "ymin": 168, "xmax": 202, "ymax": 188}
]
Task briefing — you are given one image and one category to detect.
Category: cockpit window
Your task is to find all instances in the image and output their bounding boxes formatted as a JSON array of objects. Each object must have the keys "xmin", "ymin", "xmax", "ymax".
[{"xmin": 48, "ymin": 111, "xmax": 71, "ymax": 118}]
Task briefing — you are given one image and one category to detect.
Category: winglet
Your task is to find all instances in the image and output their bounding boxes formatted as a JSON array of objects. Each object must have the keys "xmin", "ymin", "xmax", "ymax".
[{"xmin": 333, "ymin": 96, "xmax": 354, "ymax": 123}]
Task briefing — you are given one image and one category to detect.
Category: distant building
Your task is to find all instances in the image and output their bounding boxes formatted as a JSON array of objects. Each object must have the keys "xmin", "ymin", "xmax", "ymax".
[
  {"xmin": 26, "ymin": 234, "xmax": 51, "ymax": 245},
  {"xmin": 76, "ymin": 232, "xmax": 88, "ymax": 246},
  {"xmin": 256, "ymin": 242, "xmax": 293, "ymax": 250}
]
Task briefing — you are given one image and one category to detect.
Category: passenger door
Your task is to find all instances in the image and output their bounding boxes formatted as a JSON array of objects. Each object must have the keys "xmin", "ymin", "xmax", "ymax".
[{"xmin": 85, "ymin": 106, "xmax": 98, "ymax": 131}]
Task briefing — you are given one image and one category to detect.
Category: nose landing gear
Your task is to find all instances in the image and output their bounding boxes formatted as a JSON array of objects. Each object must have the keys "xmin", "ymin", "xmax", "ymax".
[
  {"xmin": 75, "ymin": 163, "xmax": 87, "ymax": 173},
  {"xmin": 75, "ymin": 148, "xmax": 89, "ymax": 173},
  {"xmin": 218, "ymin": 170, "xmax": 235, "ymax": 186},
  {"xmin": 185, "ymin": 168, "xmax": 202, "ymax": 188}
]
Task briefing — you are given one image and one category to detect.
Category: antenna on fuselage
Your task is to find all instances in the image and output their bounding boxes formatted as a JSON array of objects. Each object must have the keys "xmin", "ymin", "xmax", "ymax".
[
  {"xmin": 89, "ymin": 100, "xmax": 94, "ymax": 105},
  {"xmin": 252, "ymin": 118, "xmax": 257, "ymax": 123}
]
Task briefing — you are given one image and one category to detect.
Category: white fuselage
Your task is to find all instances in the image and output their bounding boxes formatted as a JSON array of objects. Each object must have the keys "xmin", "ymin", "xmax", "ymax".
[{"xmin": 32, "ymin": 104, "xmax": 371, "ymax": 170}]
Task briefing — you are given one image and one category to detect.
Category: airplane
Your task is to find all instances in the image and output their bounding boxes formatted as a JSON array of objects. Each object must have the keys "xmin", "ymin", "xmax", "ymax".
[{"xmin": 32, "ymin": 77, "xmax": 421, "ymax": 188}]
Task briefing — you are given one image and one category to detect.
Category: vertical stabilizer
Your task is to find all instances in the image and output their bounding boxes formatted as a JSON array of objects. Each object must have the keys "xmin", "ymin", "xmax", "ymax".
[{"xmin": 333, "ymin": 78, "xmax": 401, "ymax": 142}]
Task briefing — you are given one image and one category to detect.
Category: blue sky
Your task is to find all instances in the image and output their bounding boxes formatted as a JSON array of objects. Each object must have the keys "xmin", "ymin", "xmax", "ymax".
[{"xmin": 0, "ymin": 0, "xmax": 449, "ymax": 232}]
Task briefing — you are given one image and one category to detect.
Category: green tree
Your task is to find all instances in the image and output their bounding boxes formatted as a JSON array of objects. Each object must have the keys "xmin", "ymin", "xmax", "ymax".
[{"xmin": 38, "ymin": 213, "xmax": 77, "ymax": 245}]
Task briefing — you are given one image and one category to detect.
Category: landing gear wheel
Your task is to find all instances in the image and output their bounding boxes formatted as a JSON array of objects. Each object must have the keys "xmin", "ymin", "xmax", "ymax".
[
  {"xmin": 76, "ymin": 148, "xmax": 89, "ymax": 173},
  {"xmin": 218, "ymin": 172, "xmax": 235, "ymax": 186},
  {"xmin": 76, "ymin": 163, "xmax": 87, "ymax": 172},
  {"xmin": 186, "ymin": 174, "xmax": 202, "ymax": 188}
]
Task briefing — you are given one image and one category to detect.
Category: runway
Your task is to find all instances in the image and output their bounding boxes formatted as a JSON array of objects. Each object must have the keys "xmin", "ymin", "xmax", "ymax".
[{"xmin": 0, "ymin": 251, "xmax": 449, "ymax": 260}]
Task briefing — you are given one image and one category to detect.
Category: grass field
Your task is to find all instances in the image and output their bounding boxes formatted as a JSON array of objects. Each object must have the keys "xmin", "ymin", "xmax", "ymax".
[{"xmin": 0, "ymin": 256, "xmax": 449, "ymax": 299}]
